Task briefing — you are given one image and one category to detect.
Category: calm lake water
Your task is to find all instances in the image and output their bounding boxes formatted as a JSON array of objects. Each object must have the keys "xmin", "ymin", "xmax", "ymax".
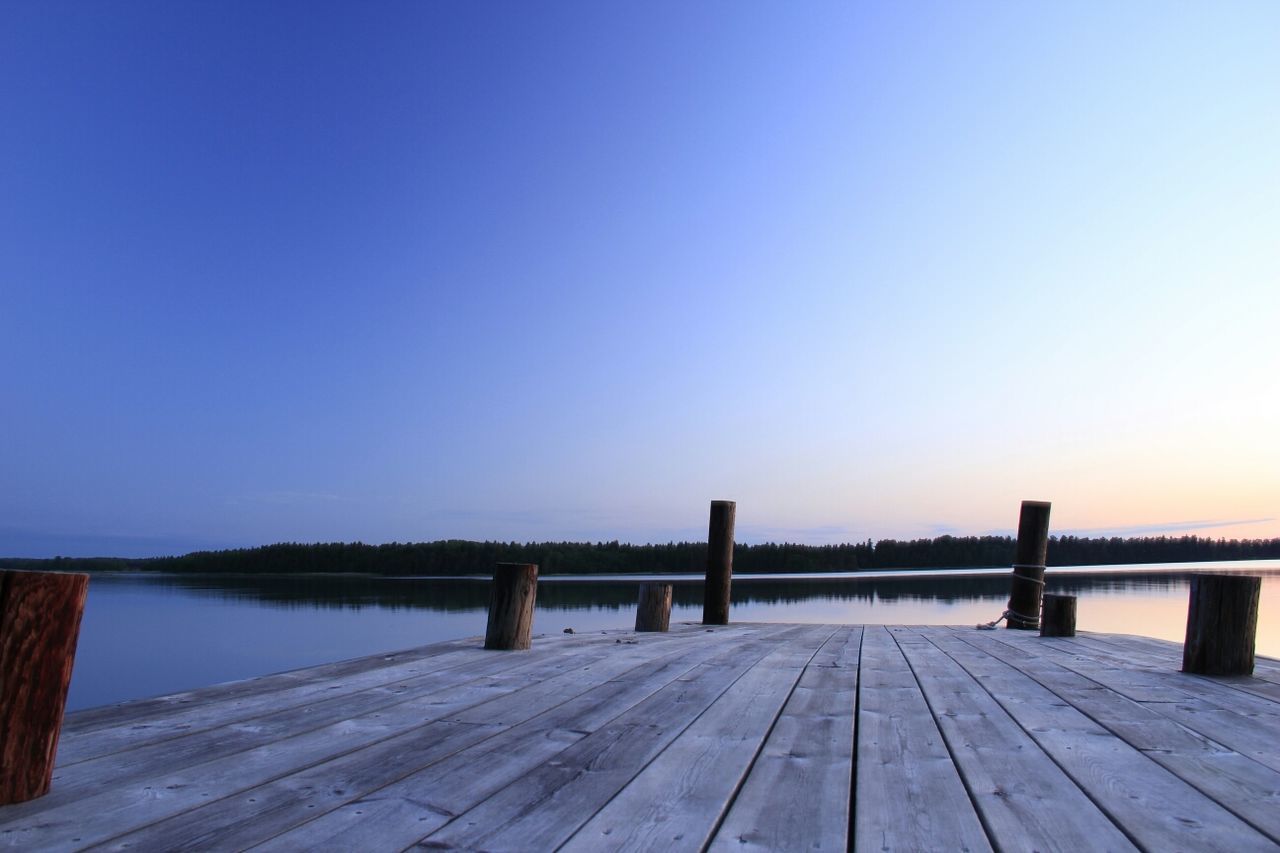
[{"xmin": 66, "ymin": 560, "xmax": 1280, "ymax": 712}]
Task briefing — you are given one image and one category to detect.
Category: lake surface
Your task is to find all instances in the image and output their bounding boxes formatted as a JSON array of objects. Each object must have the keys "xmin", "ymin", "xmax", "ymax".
[{"xmin": 66, "ymin": 560, "xmax": 1280, "ymax": 712}]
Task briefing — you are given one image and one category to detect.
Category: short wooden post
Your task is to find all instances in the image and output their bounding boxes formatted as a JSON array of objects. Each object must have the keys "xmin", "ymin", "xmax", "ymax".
[
  {"xmin": 1182, "ymin": 574, "xmax": 1260, "ymax": 676},
  {"xmin": 1, "ymin": 570, "xmax": 89, "ymax": 804},
  {"xmin": 635, "ymin": 583, "xmax": 672, "ymax": 632},
  {"xmin": 1039, "ymin": 593, "xmax": 1076, "ymax": 637},
  {"xmin": 702, "ymin": 500, "xmax": 736, "ymax": 626},
  {"xmin": 484, "ymin": 563, "xmax": 538, "ymax": 650},
  {"xmin": 1005, "ymin": 500, "xmax": 1051, "ymax": 630}
]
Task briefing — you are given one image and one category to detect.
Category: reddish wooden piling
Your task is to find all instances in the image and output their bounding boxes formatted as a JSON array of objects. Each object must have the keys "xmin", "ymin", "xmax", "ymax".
[
  {"xmin": 1, "ymin": 570, "xmax": 89, "ymax": 804},
  {"xmin": 484, "ymin": 563, "xmax": 538, "ymax": 650},
  {"xmin": 1182, "ymin": 574, "xmax": 1260, "ymax": 676},
  {"xmin": 635, "ymin": 583, "xmax": 673, "ymax": 632},
  {"xmin": 1005, "ymin": 500, "xmax": 1051, "ymax": 630},
  {"xmin": 702, "ymin": 500, "xmax": 736, "ymax": 626}
]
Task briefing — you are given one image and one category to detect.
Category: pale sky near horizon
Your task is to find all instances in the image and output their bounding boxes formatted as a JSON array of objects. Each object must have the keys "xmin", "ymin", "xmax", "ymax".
[{"xmin": 3, "ymin": 1, "xmax": 1278, "ymax": 557}]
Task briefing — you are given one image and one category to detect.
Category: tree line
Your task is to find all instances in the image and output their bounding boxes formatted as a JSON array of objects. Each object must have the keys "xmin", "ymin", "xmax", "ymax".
[{"xmin": 4, "ymin": 533, "xmax": 1278, "ymax": 575}]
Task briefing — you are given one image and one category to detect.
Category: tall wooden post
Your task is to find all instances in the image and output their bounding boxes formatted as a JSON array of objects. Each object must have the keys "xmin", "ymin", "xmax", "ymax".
[
  {"xmin": 1182, "ymin": 574, "xmax": 1260, "ymax": 676},
  {"xmin": 1005, "ymin": 500, "xmax": 1051, "ymax": 630},
  {"xmin": 635, "ymin": 583, "xmax": 673, "ymax": 632},
  {"xmin": 484, "ymin": 563, "xmax": 538, "ymax": 650},
  {"xmin": 1, "ymin": 570, "xmax": 90, "ymax": 804},
  {"xmin": 702, "ymin": 500, "xmax": 736, "ymax": 625}
]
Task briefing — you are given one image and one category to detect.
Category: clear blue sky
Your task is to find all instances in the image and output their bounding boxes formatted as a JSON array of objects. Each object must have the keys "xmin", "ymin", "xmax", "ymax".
[{"xmin": 3, "ymin": 1, "xmax": 1277, "ymax": 557}]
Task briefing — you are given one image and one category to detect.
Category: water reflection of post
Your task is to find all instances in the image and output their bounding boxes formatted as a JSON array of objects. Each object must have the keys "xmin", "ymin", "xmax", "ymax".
[
  {"xmin": 703, "ymin": 500, "xmax": 736, "ymax": 626},
  {"xmin": 1006, "ymin": 501, "xmax": 1051, "ymax": 630}
]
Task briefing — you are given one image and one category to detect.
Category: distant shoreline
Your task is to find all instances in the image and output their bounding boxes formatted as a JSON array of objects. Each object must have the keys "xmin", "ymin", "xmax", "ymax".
[{"xmin": 4, "ymin": 534, "xmax": 1279, "ymax": 576}]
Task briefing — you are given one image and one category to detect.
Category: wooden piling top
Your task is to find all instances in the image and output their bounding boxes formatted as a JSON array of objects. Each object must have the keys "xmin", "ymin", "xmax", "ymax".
[{"xmin": 2, "ymin": 623, "xmax": 1278, "ymax": 850}]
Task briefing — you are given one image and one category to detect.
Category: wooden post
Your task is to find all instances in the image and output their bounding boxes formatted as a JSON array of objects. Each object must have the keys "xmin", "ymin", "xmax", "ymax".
[
  {"xmin": 1005, "ymin": 500, "xmax": 1051, "ymax": 630},
  {"xmin": 635, "ymin": 582, "xmax": 673, "ymax": 632},
  {"xmin": 484, "ymin": 563, "xmax": 538, "ymax": 651},
  {"xmin": 1, "ymin": 570, "xmax": 89, "ymax": 804},
  {"xmin": 702, "ymin": 500, "xmax": 736, "ymax": 626},
  {"xmin": 1182, "ymin": 574, "xmax": 1260, "ymax": 676},
  {"xmin": 1039, "ymin": 593, "xmax": 1076, "ymax": 637}
]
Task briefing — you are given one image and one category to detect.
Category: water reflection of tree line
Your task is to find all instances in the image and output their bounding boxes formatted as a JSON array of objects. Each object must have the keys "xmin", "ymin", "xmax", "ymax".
[{"xmin": 91, "ymin": 571, "xmax": 1204, "ymax": 613}]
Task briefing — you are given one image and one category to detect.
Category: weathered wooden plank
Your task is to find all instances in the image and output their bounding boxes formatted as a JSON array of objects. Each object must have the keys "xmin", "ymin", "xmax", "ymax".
[
  {"xmin": 1001, "ymin": 632, "xmax": 1280, "ymax": 721},
  {"xmin": 1065, "ymin": 633, "xmax": 1280, "ymax": 704},
  {"xmin": 60, "ymin": 637, "xmax": 481, "ymax": 735},
  {"xmin": 247, "ymin": 626, "xmax": 793, "ymax": 852},
  {"xmin": 949, "ymin": 628, "xmax": 1280, "ymax": 842},
  {"xmin": 418, "ymin": 626, "xmax": 825, "ymax": 851},
  {"xmin": 849, "ymin": 627, "xmax": 991, "ymax": 853},
  {"xmin": 891, "ymin": 628, "xmax": 1137, "ymax": 851},
  {"xmin": 39, "ymin": 632, "xmax": 661, "ymax": 807},
  {"xmin": 2, "ymin": 623, "xmax": 1276, "ymax": 853},
  {"xmin": 1087, "ymin": 632, "xmax": 1280, "ymax": 681},
  {"xmin": 993, "ymin": 631, "xmax": 1280, "ymax": 732},
  {"xmin": 57, "ymin": 625, "xmax": 707, "ymax": 768},
  {"xmin": 561, "ymin": 625, "xmax": 838, "ymax": 852},
  {"xmin": 0, "ymin": 629, "xmax": 742, "ymax": 850},
  {"xmin": 707, "ymin": 627, "xmax": 862, "ymax": 852},
  {"xmin": 62, "ymin": 624, "xmax": 713, "ymax": 739},
  {"xmin": 58, "ymin": 643, "xmax": 535, "ymax": 767},
  {"xmin": 88, "ymin": 626, "xmax": 790, "ymax": 852},
  {"xmin": 1075, "ymin": 631, "xmax": 1184, "ymax": 660},
  {"xmin": 925, "ymin": 630, "xmax": 1276, "ymax": 850},
  {"xmin": 974, "ymin": 630, "xmax": 1280, "ymax": 775},
  {"xmin": 241, "ymin": 622, "xmax": 778, "ymax": 845}
]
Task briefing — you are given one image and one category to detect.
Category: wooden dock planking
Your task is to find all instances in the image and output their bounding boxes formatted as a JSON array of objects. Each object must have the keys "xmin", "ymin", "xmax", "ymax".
[
  {"xmin": 559, "ymin": 625, "xmax": 838, "ymax": 852},
  {"xmin": 3, "ymin": 628, "xmax": 720, "ymax": 850},
  {"xmin": 26, "ymin": 632, "xmax": 674, "ymax": 821},
  {"xmin": 247, "ymin": 627, "xmax": 790, "ymax": 852},
  {"xmin": 707, "ymin": 626, "xmax": 861, "ymax": 852},
  {"xmin": 59, "ymin": 638, "xmax": 481, "ymax": 738},
  {"xmin": 850, "ymin": 626, "xmax": 991, "ymax": 853},
  {"xmin": 892, "ymin": 628, "xmax": 1140, "ymax": 851},
  {"xmin": 119, "ymin": 626, "xmax": 795, "ymax": 853},
  {"xmin": 49, "ymin": 636, "xmax": 647, "ymax": 802},
  {"xmin": 922, "ymin": 630, "xmax": 1276, "ymax": 850},
  {"xmin": 2, "ymin": 623, "xmax": 1278, "ymax": 851},
  {"xmin": 990, "ymin": 633, "xmax": 1280, "ymax": 776},
  {"xmin": 421, "ymin": 626, "xmax": 829, "ymax": 851},
  {"xmin": 954, "ymin": 628, "xmax": 1280, "ymax": 843},
  {"xmin": 1060, "ymin": 633, "xmax": 1280, "ymax": 704}
]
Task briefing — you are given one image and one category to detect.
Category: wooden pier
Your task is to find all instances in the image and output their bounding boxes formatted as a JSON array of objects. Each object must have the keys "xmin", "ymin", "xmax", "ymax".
[{"xmin": 1, "ymin": 623, "xmax": 1278, "ymax": 851}]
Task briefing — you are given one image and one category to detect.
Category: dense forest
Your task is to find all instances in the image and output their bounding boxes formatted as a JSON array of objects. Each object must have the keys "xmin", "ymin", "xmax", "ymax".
[{"xmin": 4, "ymin": 533, "xmax": 1279, "ymax": 576}]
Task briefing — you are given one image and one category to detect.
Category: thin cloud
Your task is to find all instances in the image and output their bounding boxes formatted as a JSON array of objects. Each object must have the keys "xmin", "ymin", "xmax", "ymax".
[
  {"xmin": 227, "ymin": 491, "xmax": 345, "ymax": 507},
  {"xmin": 1055, "ymin": 518, "xmax": 1275, "ymax": 537}
]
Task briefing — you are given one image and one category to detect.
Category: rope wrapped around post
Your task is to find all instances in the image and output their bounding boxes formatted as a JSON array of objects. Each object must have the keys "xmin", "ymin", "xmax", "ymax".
[
  {"xmin": 977, "ymin": 565, "xmax": 1046, "ymax": 629},
  {"xmin": 977, "ymin": 500, "xmax": 1052, "ymax": 630},
  {"xmin": 1007, "ymin": 562, "xmax": 1047, "ymax": 629}
]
